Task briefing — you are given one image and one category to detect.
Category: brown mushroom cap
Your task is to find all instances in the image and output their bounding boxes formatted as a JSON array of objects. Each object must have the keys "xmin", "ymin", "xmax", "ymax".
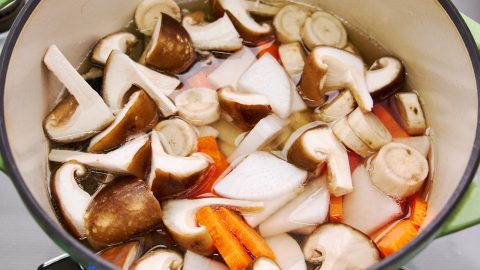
[
  {"xmin": 299, "ymin": 54, "xmax": 328, "ymax": 108},
  {"xmin": 146, "ymin": 13, "xmax": 196, "ymax": 74},
  {"xmin": 85, "ymin": 176, "xmax": 162, "ymax": 249}
]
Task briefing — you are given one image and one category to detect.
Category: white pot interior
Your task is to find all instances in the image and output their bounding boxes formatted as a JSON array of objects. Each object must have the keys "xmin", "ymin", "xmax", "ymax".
[{"xmin": 2, "ymin": 0, "xmax": 477, "ymax": 252}]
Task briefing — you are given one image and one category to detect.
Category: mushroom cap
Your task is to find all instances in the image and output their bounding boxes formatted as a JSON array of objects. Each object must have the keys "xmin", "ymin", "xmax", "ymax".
[
  {"xmin": 130, "ymin": 249, "xmax": 183, "ymax": 270},
  {"xmin": 146, "ymin": 13, "xmax": 196, "ymax": 74},
  {"xmin": 367, "ymin": 56, "xmax": 405, "ymax": 100},
  {"xmin": 92, "ymin": 32, "xmax": 138, "ymax": 65},
  {"xmin": 97, "ymin": 241, "xmax": 141, "ymax": 270},
  {"xmin": 84, "ymin": 176, "xmax": 162, "ymax": 249}
]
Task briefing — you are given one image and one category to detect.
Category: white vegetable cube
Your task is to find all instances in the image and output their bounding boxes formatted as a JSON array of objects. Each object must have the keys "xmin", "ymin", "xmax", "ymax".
[{"xmin": 395, "ymin": 92, "xmax": 427, "ymax": 135}]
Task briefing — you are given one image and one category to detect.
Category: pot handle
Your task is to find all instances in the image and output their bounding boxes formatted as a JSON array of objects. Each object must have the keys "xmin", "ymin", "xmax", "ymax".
[{"xmin": 440, "ymin": 15, "xmax": 480, "ymax": 236}]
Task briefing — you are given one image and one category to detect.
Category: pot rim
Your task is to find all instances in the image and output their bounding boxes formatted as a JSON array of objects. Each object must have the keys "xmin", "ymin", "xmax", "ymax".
[{"xmin": 0, "ymin": 0, "xmax": 479, "ymax": 269}]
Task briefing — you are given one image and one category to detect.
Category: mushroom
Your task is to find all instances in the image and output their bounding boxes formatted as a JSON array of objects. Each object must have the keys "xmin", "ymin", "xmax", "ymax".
[
  {"xmin": 238, "ymin": 53, "xmax": 293, "ymax": 119},
  {"xmin": 43, "ymin": 45, "xmax": 114, "ymax": 143},
  {"xmin": 347, "ymin": 107, "xmax": 392, "ymax": 150},
  {"xmin": 214, "ymin": 151, "xmax": 307, "ymax": 201},
  {"xmin": 313, "ymin": 90, "xmax": 357, "ymax": 123},
  {"xmin": 246, "ymin": 1, "xmax": 280, "ymax": 18},
  {"xmin": 218, "ymin": 87, "xmax": 272, "ymax": 131},
  {"xmin": 247, "ymin": 258, "xmax": 281, "ymax": 270},
  {"xmin": 85, "ymin": 176, "xmax": 162, "ymax": 248},
  {"xmin": 51, "ymin": 161, "xmax": 91, "ymax": 238},
  {"xmin": 273, "ymin": 5, "xmax": 311, "ymax": 43},
  {"xmin": 154, "ymin": 118, "xmax": 198, "ymax": 157},
  {"xmin": 49, "ymin": 134, "xmax": 151, "ymax": 178},
  {"xmin": 135, "ymin": 0, "xmax": 182, "ymax": 35},
  {"xmin": 212, "ymin": 0, "xmax": 272, "ymax": 42},
  {"xmin": 278, "ymin": 42, "xmax": 306, "ymax": 80},
  {"xmin": 91, "ymin": 32, "xmax": 138, "ymax": 65},
  {"xmin": 286, "ymin": 125, "xmax": 353, "ymax": 196},
  {"xmin": 145, "ymin": 14, "xmax": 196, "ymax": 74},
  {"xmin": 183, "ymin": 250, "xmax": 228, "ymax": 270},
  {"xmin": 259, "ymin": 176, "xmax": 330, "ymax": 237},
  {"xmin": 300, "ymin": 46, "xmax": 372, "ymax": 111},
  {"xmin": 265, "ymin": 234, "xmax": 307, "ymax": 270},
  {"xmin": 394, "ymin": 92, "xmax": 427, "ymax": 135},
  {"xmin": 301, "ymin": 11, "xmax": 348, "ymax": 49},
  {"xmin": 207, "ymin": 46, "xmax": 257, "ymax": 89},
  {"xmin": 103, "ymin": 50, "xmax": 178, "ymax": 116},
  {"xmin": 88, "ymin": 90, "xmax": 159, "ymax": 153},
  {"xmin": 174, "ymin": 87, "xmax": 221, "ymax": 126},
  {"xmin": 130, "ymin": 249, "xmax": 183, "ymax": 270},
  {"xmin": 182, "ymin": 14, "xmax": 243, "ymax": 52},
  {"xmin": 302, "ymin": 223, "xmax": 380, "ymax": 270},
  {"xmin": 161, "ymin": 198, "xmax": 263, "ymax": 255},
  {"xmin": 332, "ymin": 118, "xmax": 374, "ymax": 158},
  {"xmin": 366, "ymin": 56, "xmax": 405, "ymax": 100},
  {"xmin": 148, "ymin": 131, "xmax": 210, "ymax": 200},
  {"xmin": 98, "ymin": 241, "xmax": 141, "ymax": 270}
]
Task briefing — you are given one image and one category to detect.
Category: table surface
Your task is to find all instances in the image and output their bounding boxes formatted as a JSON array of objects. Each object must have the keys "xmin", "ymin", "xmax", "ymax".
[{"xmin": 1, "ymin": 1, "xmax": 480, "ymax": 269}]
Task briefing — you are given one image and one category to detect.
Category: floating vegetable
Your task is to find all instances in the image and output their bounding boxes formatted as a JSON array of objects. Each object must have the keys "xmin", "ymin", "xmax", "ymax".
[
  {"xmin": 135, "ymin": 0, "xmax": 182, "ymax": 35},
  {"xmin": 273, "ymin": 5, "xmax": 311, "ymax": 43},
  {"xmin": 366, "ymin": 57, "xmax": 405, "ymax": 100},
  {"xmin": 175, "ymin": 88, "xmax": 221, "ymax": 126},
  {"xmin": 313, "ymin": 90, "xmax": 357, "ymax": 123},
  {"xmin": 394, "ymin": 92, "xmax": 427, "ymax": 135},
  {"xmin": 91, "ymin": 32, "xmax": 138, "ymax": 65},
  {"xmin": 154, "ymin": 118, "xmax": 198, "ymax": 157},
  {"xmin": 301, "ymin": 11, "xmax": 347, "ymax": 49}
]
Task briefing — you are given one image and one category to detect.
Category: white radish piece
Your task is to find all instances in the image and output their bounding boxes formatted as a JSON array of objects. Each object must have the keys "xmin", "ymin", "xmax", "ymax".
[
  {"xmin": 394, "ymin": 92, "xmax": 427, "ymax": 135},
  {"xmin": 347, "ymin": 107, "xmax": 392, "ymax": 150},
  {"xmin": 134, "ymin": 63, "xmax": 180, "ymax": 97},
  {"xmin": 301, "ymin": 11, "xmax": 347, "ymax": 49},
  {"xmin": 259, "ymin": 176, "xmax": 330, "ymax": 237},
  {"xmin": 265, "ymin": 234, "xmax": 307, "ymax": 270},
  {"xmin": 313, "ymin": 90, "xmax": 357, "ymax": 123},
  {"xmin": 250, "ymin": 258, "xmax": 281, "ymax": 270},
  {"xmin": 174, "ymin": 88, "xmax": 221, "ymax": 126},
  {"xmin": 214, "ymin": 151, "xmax": 307, "ymax": 201},
  {"xmin": 393, "ymin": 136, "xmax": 430, "ymax": 157},
  {"xmin": 273, "ymin": 5, "xmax": 311, "ymax": 43},
  {"xmin": 183, "ymin": 250, "xmax": 228, "ymax": 270},
  {"xmin": 135, "ymin": 0, "xmax": 181, "ymax": 35},
  {"xmin": 208, "ymin": 47, "xmax": 257, "ymax": 89},
  {"xmin": 154, "ymin": 118, "xmax": 198, "ymax": 157},
  {"xmin": 369, "ymin": 142, "xmax": 429, "ymax": 199},
  {"xmin": 333, "ymin": 118, "xmax": 374, "ymax": 158},
  {"xmin": 91, "ymin": 32, "xmax": 138, "ymax": 65},
  {"xmin": 343, "ymin": 165, "xmax": 403, "ymax": 235},
  {"xmin": 239, "ymin": 53, "xmax": 293, "ymax": 118},
  {"xmin": 228, "ymin": 115, "xmax": 287, "ymax": 162},
  {"xmin": 278, "ymin": 42, "xmax": 306, "ymax": 79}
]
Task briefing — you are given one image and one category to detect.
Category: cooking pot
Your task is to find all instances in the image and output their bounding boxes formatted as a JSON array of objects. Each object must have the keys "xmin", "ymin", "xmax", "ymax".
[{"xmin": 0, "ymin": 0, "xmax": 479, "ymax": 269}]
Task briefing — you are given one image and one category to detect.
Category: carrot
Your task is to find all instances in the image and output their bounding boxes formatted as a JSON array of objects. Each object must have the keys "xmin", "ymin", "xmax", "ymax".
[
  {"xmin": 372, "ymin": 104, "xmax": 409, "ymax": 138},
  {"xmin": 196, "ymin": 207, "xmax": 253, "ymax": 270},
  {"xmin": 376, "ymin": 220, "xmax": 418, "ymax": 257},
  {"xmin": 410, "ymin": 196, "xmax": 428, "ymax": 228},
  {"xmin": 348, "ymin": 151, "xmax": 363, "ymax": 173},
  {"xmin": 329, "ymin": 196, "xmax": 343, "ymax": 223},
  {"xmin": 257, "ymin": 42, "xmax": 281, "ymax": 64},
  {"xmin": 218, "ymin": 207, "xmax": 275, "ymax": 260}
]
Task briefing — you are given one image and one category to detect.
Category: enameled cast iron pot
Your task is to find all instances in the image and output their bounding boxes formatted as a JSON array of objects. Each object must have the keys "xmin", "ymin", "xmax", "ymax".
[{"xmin": 0, "ymin": 0, "xmax": 480, "ymax": 269}]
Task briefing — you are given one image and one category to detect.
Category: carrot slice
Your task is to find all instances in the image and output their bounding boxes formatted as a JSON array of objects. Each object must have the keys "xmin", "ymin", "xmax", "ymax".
[
  {"xmin": 218, "ymin": 207, "xmax": 275, "ymax": 260},
  {"xmin": 257, "ymin": 43, "xmax": 281, "ymax": 64},
  {"xmin": 376, "ymin": 220, "xmax": 418, "ymax": 257},
  {"xmin": 410, "ymin": 196, "xmax": 428, "ymax": 228},
  {"xmin": 329, "ymin": 196, "xmax": 343, "ymax": 223},
  {"xmin": 348, "ymin": 151, "xmax": 363, "ymax": 173},
  {"xmin": 372, "ymin": 104, "xmax": 409, "ymax": 138},
  {"xmin": 196, "ymin": 207, "xmax": 252, "ymax": 270}
]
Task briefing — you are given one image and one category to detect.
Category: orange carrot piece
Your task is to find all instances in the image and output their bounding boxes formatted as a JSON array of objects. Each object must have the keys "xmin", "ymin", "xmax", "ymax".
[
  {"xmin": 329, "ymin": 196, "xmax": 343, "ymax": 223},
  {"xmin": 196, "ymin": 207, "xmax": 253, "ymax": 270},
  {"xmin": 348, "ymin": 151, "xmax": 363, "ymax": 173},
  {"xmin": 372, "ymin": 104, "xmax": 409, "ymax": 138},
  {"xmin": 257, "ymin": 43, "xmax": 281, "ymax": 64},
  {"xmin": 410, "ymin": 196, "xmax": 428, "ymax": 228},
  {"xmin": 376, "ymin": 220, "xmax": 418, "ymax": 257},
  {"xmin": 218, "ymin": 207, "xmax": 275, "ymax": 260}
]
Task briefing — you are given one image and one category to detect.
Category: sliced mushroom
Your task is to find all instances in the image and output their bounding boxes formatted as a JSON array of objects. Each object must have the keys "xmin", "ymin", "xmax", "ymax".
[
  {"xmin": 130, "ymin": 249, "xmax": 183, "ymax": 270},
  {"xmin": 239, "ymin": 53, "xmax": 293, "ymax": 118},
  {"xmin": 300, "ymin": 46, "xmax": 372, "ymax": 111},
  {"xmin": 103, "ymin": 50, "xmax": 177, "ymax": 116},
  {"xmin": 85, "ymin": 176, "xmax": 162, "ymax": 248},
  {"xmin": 369, "ymin": 142, "xmax": 429, "ymax": 199},
  {"xmin": 213, "ymin": 0, "xmax": 272, "ymax": 42},
  {"xmin": 265, "ymin": 234, "xmax": 307, "ymax": 270},
  {"xmin": 286, "ymin": 125, "xmax": 353, "ymax": 196},
  {"xmin": 154, "ymin": 118, "xmax": 198, "ymax": 156},
  {"xmin": 174, "ymin": 87, "xmax": 221, "ymax": 126},
  {"xmin": 49, "ymin": 134, "xmax": 151, "ymax": 178},
  {"xmin": 259, "ymin": 175, "xmax": 330, "ymax": 237},
  {"xmin": 148, "ymin": 131, "xmax": 209, "ymax": 199},
  {"xmin": 43, "ymin": 45, "xmax": 114, "ymax": 143},
  {"xmin": 247, "ymin": 257, "xmax": 281, "ymax": 270},
  {"xmin": 313, "ymin": 90, "xmax": 357, "ymax": 123},
  {"xmin": 218, "ymin": 87, "xmax": 272, "ymax": 131},
  {"xmin": 278, "ymin": 42, "xmax": 306, "ymax": 79},
  {"xmin": 302, "ymin": 223, "xmax": 380, "ymax": 270},
  {"xmin": 145, "ymin": 14, "xmax": 196, "ymax": 73},
  {"xmin": 246, "ymin": 1, "xmax": 280, "ymax": 18},
  {"xmin": 366, "ymin": 56, "xmax": 405, "ymax": 100},
  {"xmin": 135, "ymin": 0, "xmax": 181, "ymax": 35},
  {"xmin": 301, "ymin": 11, "xmax": 347, "ymax": 49},
  {"xmin": 347, "ymin": 107, "xmax": 392, "ymax": 150},
  {"xmin": 273, "ymin": 5, "xmax": 311, "ymax": 43},
  {"xmin": 183, "ymin": 250, "xmax": 228, "ymax": 270},
  {"xmin": 98, "ymin": 241, "xmax": 141, "ymax": 270},
  {"xmin": 88, "ymin": 91, "xmax": 158, "ymax": 153},
  {"xmin": 207, "ymin": 46, "xmax": 257, "ymax": 89},
  {"xmin": 161, "ymin": 198, "xmax": 263, "ymax": 255},
  {"xmin": 91, "ymin": 32, "xmax": 138, "ymax": 65},
  {"xmin": 214, "ymin": 151, "xmax": 307, "ymax": 201},
  {"xmin": 51, "ymin": 161, "xmax": 91, "ymax": 238},
  {"xmin": 332, "ymin": 118, "xmax": 374, "ymax": 158},
  {"xmin": 394, "ymin": 92, "xmax": 427, "ymax": 135},
  {"xmin": 183, "ymin": 14, "xmax": 242, "ymax": 52}
]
